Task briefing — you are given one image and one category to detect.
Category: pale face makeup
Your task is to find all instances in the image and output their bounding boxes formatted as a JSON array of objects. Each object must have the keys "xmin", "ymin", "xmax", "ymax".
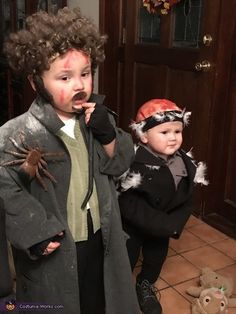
[
  {"xmin": 140, "ymin": 121, "xmax": 183, "ymax": 156},
  {"xmin": 41, "ymin": 49, "xmax": 93, "ymax": 121}
]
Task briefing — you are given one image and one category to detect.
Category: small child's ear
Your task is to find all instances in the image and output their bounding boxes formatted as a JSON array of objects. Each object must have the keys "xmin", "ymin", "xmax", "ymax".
[
  {"xmin": 27, "ymin": 74, "xmax": 36, "ymax": 91},
  {"xmin": 140, "ymin": 133, "xmax": 148, "ymax": 144}
]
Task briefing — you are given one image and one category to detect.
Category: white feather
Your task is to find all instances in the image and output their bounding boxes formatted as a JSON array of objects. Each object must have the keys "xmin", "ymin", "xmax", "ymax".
[
  {"xmin": 186, "ymin": 148, "xmax": 194, "ymax": 159},
  {"xmin": 134, "ymin": 144, "xmax": 139, "ymax": 153},
  {"xmin": 130, "ymin": 109, "xmax": 191, "ymax": 138},
  {"xmin": 145, "ymin": 165, "xmax": 160, "ymax": 171},
  {"xmin": 120, "ymin": 172, "xmax": 142, "ymax": 191},
  {"xmin": 183, "ymin": 111, "xmax": 191, "ymax": 126},
  {"xmin": 153, "ymin": 113, "xmax": 165, "ymax": 122},
  {"xmin": 130, "ymin": 121, "xmax": 146, "ymax": 138},
  {"xmin": 194, "ymin": 162, "xmax": 209, "ymax": 186}
]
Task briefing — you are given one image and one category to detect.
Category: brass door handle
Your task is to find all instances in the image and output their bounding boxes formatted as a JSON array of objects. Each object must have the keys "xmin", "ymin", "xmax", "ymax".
[
  {"xmin": 203, "ymin": 34, "xmax": 213, "ymax": 46},
  {"xmin": 195, "ymin": 60, "xmax": 212, "ymax": 72}
]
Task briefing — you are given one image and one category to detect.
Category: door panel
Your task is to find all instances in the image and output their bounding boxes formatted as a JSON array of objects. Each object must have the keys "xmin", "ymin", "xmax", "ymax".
[{"xmin": 100, "ymin": 0, "xmax": 236, "ymax": 236}]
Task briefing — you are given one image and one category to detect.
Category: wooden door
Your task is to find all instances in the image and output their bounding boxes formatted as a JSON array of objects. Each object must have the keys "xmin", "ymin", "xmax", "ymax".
[
  {"xmin": 100, "ymin": 0, "xmax": 236, "ymax": 237},
  {"xmin": 204, "ymin": 6, "xmax": 236, "ymax": 237}
]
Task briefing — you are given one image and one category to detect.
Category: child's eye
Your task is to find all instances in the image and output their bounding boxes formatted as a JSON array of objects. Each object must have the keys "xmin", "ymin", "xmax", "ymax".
[
  {"xmin": 175, "ymin": 130, "xmax": 182, "ymax": 134},
  {"xmin": 61, "ymin": 76, "xmax": 70, "ymax": 81},
  {"xmin": 161, "ymin": 131, "xmax": 167, "ymax": 135},
  {"xmin": 82, "ymin": 71, "xmax": 91, "ymax": 77}
]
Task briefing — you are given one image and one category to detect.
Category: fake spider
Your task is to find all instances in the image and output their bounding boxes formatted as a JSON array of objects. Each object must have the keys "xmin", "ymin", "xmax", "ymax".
[{"xmin": 2, "ymin": 133, "xmax": 64, "ymax": 191}]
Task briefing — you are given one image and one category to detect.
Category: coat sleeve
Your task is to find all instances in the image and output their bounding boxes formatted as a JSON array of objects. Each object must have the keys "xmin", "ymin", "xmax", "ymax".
[
  {"xmin": 96, "ymin": 125, "xmax": 135, "ymax": 177},
  {"xmin": 119, "ymin": 190, "xmax": 192, "ymax": 238},
  {"xmin": 0, "ymin": 166, "xmax": 64, "ymax": 255},
  {"xmin": 0, "ymin": 205, "xmax": 13, "ymax": 297}
]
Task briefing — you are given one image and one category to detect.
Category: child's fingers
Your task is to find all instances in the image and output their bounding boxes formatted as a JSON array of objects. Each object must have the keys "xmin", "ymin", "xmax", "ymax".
[
  {"xmin": 43, "ymin": 242, "xmax": 61, "ymax": 255},
  {"xmin": 83, "ymin": 104, "xmax": 96, "ymax": 123},
  {"xmin": 85, "ymin": 113, "xmax": 92, "ymax": 124},
  {"xmin": 81, "ymin": 102, "xmax": 96, "ymax": 109}
]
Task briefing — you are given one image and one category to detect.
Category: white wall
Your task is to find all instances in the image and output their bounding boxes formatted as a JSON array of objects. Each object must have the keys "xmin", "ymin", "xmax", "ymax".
[
  {"xmin": 67, "ymin": 0, "xmax": 99, "ymax": 26},
  {"xmin": 67, "ymin": 0, "xmax": 99, "ymax": 92}
]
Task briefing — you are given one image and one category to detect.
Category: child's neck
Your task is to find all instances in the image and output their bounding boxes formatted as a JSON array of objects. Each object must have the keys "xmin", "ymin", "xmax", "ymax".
[
  {"xmin": 55, "ymin": 108, "xmax": 76, "ymax": 122},
  {"xmin": 142, "ymin": 143, "xmax": 177, "ymax": 161},
  {"xmin": 60, "ymin": 116, "xmax": 76, "ymax": 139}
]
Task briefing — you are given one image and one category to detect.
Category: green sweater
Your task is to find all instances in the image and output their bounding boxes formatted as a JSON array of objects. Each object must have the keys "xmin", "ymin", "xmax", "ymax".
[{"xmin": 58, "ymin": 120, "xmax": 100, "ymax": 241}]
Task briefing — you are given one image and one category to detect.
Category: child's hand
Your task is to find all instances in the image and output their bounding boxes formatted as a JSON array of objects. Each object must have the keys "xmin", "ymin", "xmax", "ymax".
[
  {"xmin": 30, "ymin": 232, "xmax": 64, "ymax": 257},
  {"xmin": 87, "ymin": 103, "xmax": 116, "ymax": 145},
  {"xmin": 81, "ymin": 102, "xmax": 96, "ymax": 124},
  {"xmin": 43, "ymin": 232, "xmax": 64, "ymax": 256},
  {"xmin": 43, "ymin": 241, "xmax": 61, "ymax": 256},
  {"xmin": 72, "ymin": 101, "xmax": 96, "ymax": 123}
]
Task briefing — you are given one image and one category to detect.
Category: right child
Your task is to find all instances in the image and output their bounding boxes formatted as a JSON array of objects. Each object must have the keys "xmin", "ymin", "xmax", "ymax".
[{"xmin": 118, "ymin": 99, "xmax": 208, "ymax": 314}]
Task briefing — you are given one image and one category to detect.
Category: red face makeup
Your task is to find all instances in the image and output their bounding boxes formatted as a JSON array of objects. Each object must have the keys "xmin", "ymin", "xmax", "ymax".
[{"xmin": 41, "ymin": 49, "xmax": 93, "ymax": 121}]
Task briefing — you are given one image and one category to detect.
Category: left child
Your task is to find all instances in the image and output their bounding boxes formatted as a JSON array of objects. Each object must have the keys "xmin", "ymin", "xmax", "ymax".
[
  {"xmin": 0, "ymin": 200, "xmax": 13, "ymax": 299},
  {"xmin": 0, "ymin": 7, "xmax": 139, "ymax": 314}
]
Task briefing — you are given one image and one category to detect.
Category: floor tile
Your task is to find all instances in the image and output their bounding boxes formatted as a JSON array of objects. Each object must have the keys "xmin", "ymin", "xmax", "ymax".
[
  {"xmin": 154, "ymin": 278, "xmax": 169, "ymax": 290},
  {"xmin": 160, "ymin": 287, "xmax": 191, "ymax": 314},
  {"xmin": 185, "ymin": 215, "xmax": 203, "ymax": 228},
  {"xmin": 167, "ymin": 247, "xmax": 177, "ymax": 257},
  {"xmin": 182, "ymin": 245, "xmax": 235, "ymax": 270},
  {"xmin": 169, "ymin": 229, "xmax": 206, "ymax": 253},
  {"xmin": 188, "ymin": 223, "xmax": 228, "ymax": 243},
  {"xmin": 160, "ymin": 255, "xmax": 199, "ymax": 285},
  {"xmin": 129, "ymin": 216, "xmax": 236, "ymax": 314},
  {"xmin": 217, "ymin": 264, "xmax": 236, "ymax": 295},
  {"xmin": 174, "ymin": 277, "xmax": 200, "ymax": 302},
  {"xmin": 211, "ymin": 238, "xmax": 236, "ymax": 260}
]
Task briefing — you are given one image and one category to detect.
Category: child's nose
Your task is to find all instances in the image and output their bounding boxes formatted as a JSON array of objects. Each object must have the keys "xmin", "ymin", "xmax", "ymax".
[
  {"xmin": 74, "ymin": 77, "xmax": 84, "ymax": 90},
  {"xmin": 169, "ymin": 133, "xmax": 177, "ymax": 140}
]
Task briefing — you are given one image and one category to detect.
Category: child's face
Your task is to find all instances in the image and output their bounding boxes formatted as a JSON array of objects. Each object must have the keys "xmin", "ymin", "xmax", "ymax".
[
  {"xmin": 42, "ymin": 49, "xmax": 93, "ymax": 120},
  {"xmin": 140, "ymin": 121, "xmax": 183, "ymax": 156}
]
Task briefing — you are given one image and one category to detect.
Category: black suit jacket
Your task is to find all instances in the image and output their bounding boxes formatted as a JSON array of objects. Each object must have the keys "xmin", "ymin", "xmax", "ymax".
[{"xmin": 118, "ymin": 145, "xmax": 197, "ymax": 238}]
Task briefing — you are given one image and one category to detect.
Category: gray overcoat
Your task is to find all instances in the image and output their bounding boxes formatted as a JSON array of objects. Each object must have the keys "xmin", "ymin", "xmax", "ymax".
[{"xmin": 0, "ymin": 95, "xmax": 139, "ymax": 314}]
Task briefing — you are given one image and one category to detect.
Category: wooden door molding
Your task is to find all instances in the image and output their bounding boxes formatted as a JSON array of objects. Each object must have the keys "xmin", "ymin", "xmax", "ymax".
[
  {"xmin": 203, "ymin": 0, "xmax": 236, "ymax": 237},
  {"xmin": 99, "ymin": 0, "xmax": 125, "ymax": 118}
]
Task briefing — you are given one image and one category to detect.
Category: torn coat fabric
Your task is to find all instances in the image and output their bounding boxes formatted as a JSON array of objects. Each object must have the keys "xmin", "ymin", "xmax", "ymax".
[
  {"xmin": 0, "ymin": 95, "xmax": 140, "ymax": 314},
  {"xmin": 118, "ymin": 145, "xmax": 203, "ymax": 239}
]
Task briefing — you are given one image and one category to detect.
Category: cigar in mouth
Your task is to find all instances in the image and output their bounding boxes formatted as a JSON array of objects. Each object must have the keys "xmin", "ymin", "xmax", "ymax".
[
  {"xmin": 72, "ymin": 92, "xmax": 87, "ymax": 114},
  {"xmin": 73, "ymin": 91, "xmax": 87, "ymax": 101}
]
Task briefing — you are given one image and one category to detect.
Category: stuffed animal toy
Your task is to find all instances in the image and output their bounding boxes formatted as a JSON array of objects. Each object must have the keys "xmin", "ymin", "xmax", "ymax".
[
  {"xmin": 191, "ymin": 287, "xmax": 228, "ymax": 314},
  {"xmin": 186, "ymin": 267, "xmax": 236, "ymax": 308}
]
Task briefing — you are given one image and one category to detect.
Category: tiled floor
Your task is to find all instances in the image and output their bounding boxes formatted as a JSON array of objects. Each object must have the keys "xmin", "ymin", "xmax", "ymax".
[{"xmin": 134, "ymin": 215, "xmax": 236, "ymax": 314}]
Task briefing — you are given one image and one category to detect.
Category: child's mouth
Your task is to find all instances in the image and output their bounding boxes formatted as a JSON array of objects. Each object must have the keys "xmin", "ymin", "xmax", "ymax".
[{"xmin": 72, "ymin": 92, "xmax": 87, "ymax": 114}]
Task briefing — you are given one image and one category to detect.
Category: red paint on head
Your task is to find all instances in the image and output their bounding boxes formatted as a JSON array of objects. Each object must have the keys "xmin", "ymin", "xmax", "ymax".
[
  {"xmin": 63, "ymin": 49, "xmax": 90, "ymax": 69},
  {"xmin": 63, "ymin": 51, "xmax": 73, "ymax": 69},
  {"xmin": 76, "ymin": 50, "xmax": 90, "ymax": 65},
  {"xmin": 135, "ymin": 99, "xmax": 182, "ymax": 122}
]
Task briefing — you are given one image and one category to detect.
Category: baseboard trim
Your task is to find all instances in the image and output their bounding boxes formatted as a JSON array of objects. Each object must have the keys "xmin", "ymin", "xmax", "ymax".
[{"xmin": 203, "ymin": 213, "xmax": 236, "ymax": 239}]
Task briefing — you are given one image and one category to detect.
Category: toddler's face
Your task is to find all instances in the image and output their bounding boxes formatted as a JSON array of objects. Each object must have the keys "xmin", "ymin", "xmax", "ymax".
[
  {"xmin": 140, "ymin": 121, "xmax": 183, "ymax": 156},
  {"xmin": 42, "ymin": 49, "xmax": 93, "ymax": 120}
]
